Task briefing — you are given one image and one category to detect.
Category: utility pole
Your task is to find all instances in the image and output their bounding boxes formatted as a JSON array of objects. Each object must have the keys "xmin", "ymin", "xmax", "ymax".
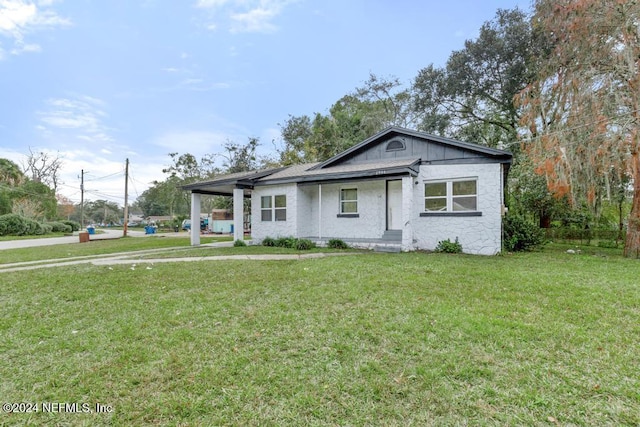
[
  {"xmin": 123, "ymin": 159, "xmax": 129, "ymax": 237},
  {"xmin": 80, "ymin": 169, "xmax": 85, "ymax": 228}
]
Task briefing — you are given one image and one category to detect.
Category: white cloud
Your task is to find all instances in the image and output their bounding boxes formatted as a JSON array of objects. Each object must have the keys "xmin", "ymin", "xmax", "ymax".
[
  {"xmin": 178, "ymin": 78, "xmax": 230, "ymax": 91},
  {"xmin": 195, "ymin": 0, "xmax": 229, "ymax": 8},
  {"xmin": 155, "ymin": 74, "xmax": 231, "ymax": 92},
  {"xmin": 38, "ymin": 95, "xmax": 114, "ymax": 143},
  {"xmin": 196, "ymin": 0, "xmax": 295, "ymax": 34},
  {"xmin": 152, "ymin": 130, "xmax": 229, "ymax": 156},
  {"xmin": 11, "ymin": 41, "xmax": 39, "ymax": 53},
  {"xmin": 230, "ymin": 7, "xmax": 278, "ymax": 33},
  {"xmin": 0, "ymin": 1, "xmax": 37, "ymax": 34},
  {"xmin": 0, "ymin": 0, "xmax": 70, "ymax": 58},
  {"xmin": 19, "ymin": 146, "xmax": 169, "ymax": 205}
]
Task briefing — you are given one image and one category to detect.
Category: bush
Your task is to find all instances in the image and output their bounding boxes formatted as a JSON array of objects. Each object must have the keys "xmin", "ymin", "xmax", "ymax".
[
  {"xmin": 262, "ymin": 236, "xmax": 276, "ymax": 247},
  {"xmin": 274, "ymin": 236, "xmax": 297, "ymax": 248},
  {"xmin": 266, "ymin": 236, "xmax": 316, "ymax": 250},
  {"xmin": 327, "ymin": 239, "xmax": 349, "ymax": 249},
  {"xmin": 62, "ymin": 220, "xmax": 81, "ymax": 232},
  {"xmin": 47, "ymin": 221, "xmax": 72, "ymax": 233},
  {"xmin": 597, "ymin": 240, "xmax": 620, "ymax": 249},
  {"xmin": 0, "ymin": 214, "xmax": 65, "ymax": 236},
  {"xmin": 29, "ymin": 219, "xmax": 49, "ymax": 235},
  {"xmin": 435, "ymin": 237, "xmax": 463, "ymax": 253},
  {"xmin": 503, "ymin": 215, "xmax": 546, "ymax": 252},
  {"xmin": 294, "ymin": 239, "xmax": 316, "ymax": 250},
  {"xmin": 37, "ymin": 223, "xmax": 52, "ymax": 235},
  {"xmin": 0, "ymin": 213, "xmax": 29, "ymax": 236},
  {"xmin": 233, "ymin": 239, "xmax": 247, "ymax": 247}
]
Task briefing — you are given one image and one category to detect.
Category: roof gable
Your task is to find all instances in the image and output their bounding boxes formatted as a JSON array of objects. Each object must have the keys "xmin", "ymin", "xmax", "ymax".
[
  {"xmin": 310, "ymin": 126, "xmax": 512, "ymax": 170},
  {"xmin": 182, "ymin": 127, "xmax": 512, "ymax": 195}
]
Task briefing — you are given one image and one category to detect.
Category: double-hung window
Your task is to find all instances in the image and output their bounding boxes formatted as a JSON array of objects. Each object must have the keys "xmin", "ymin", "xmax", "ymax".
[
  {"xmin": 340, "ymin": 188, "xmax": 358, "ymax": 214},
  {"xmin": 424, "ymin": 179, "xmax": 477, "ymax": 212},
  {"xmin": 261, "ymin": 195, "xmax": 287, "ymax": 221},
  {"xmin": 274, "ymin": 195, "xmax": 287, "ymax": 221}
]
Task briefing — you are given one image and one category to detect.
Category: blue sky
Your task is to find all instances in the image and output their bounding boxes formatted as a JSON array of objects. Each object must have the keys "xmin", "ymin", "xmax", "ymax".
[{"xmin": 0, "ymin": 0, "xmax": 531, "ymax": 206}]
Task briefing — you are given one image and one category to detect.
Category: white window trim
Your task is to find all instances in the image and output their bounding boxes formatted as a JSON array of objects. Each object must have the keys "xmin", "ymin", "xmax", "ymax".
[
  {"xmin": 260, "ymin": 196, "xmax": 272, "ymax": 221},
  {"xmin": 339, "ymin": 187, "xmax": 358, "ymax": 214},
  {"xmin": 274, "ymin": 194, "xmax": 287, "ymax": 222},
  {"xmin": 424, "ymin": 178, "xmax": 478, "ymax": 213},
  {"xmin": 260, "ymin": 194, "xmax": 287, "ymax": 221}
]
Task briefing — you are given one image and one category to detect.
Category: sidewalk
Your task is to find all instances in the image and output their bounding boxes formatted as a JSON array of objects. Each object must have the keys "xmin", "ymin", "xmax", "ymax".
[
  {"xmin": 0, "ymin": 228, "xmax": 124, "ymax": 251},
  {"xmin": 0, "ymin": 228, "xmax": 192, "ymax": 251}
]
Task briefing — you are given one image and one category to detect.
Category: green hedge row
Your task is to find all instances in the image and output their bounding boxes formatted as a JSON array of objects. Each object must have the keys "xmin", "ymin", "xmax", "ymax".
[{"xmin": 0, "ymin": 214, "xmax": 73, "ymax": 236}]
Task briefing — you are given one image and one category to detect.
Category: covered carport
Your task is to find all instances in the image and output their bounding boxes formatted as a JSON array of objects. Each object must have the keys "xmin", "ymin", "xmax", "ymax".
[{"xmin": 181, "ymin": 169, "xmax": 283, "ymax": 246}]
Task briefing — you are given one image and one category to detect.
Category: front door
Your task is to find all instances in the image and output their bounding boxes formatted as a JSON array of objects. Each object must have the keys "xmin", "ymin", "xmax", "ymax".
[{"xmin": 386, "ymin": 180, "xmax": 402, "ymax": 230}]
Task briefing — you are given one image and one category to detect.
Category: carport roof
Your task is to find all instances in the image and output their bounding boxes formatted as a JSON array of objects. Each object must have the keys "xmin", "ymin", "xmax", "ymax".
[{"xmin": 181, "ymin": 158, "xmax": 421, "ymax": 196}]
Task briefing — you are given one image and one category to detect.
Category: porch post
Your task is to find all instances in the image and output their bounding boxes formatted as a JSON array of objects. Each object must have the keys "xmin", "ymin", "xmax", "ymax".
[
  {"xmin": 401, "ymin": 176, "xmax": 414, "ymax": 250},
  {"xmin": 190, "ymin": 192, "xmax": 201, "ymax": 246},
  {"xmin": 233, "ymin": 187, "xmax": 244, "ymax": 242},
  {"xmin": 318, "ymin": 184, "xmax": 322, "ymax": 240}
]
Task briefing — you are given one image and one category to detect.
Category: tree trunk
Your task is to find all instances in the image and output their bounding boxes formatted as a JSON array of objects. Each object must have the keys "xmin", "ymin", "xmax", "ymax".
[
  {"xmin": 539, "ymin": 213, "xmax": 551, "ymax": 229},
  {"xmin": 624, "ymin": 153, "xmax": 640, "ymax": 257}
]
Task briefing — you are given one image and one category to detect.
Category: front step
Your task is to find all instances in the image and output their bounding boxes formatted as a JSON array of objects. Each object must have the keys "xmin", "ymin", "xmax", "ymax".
[
  {"xmin": 382, "ymin": 230, "xmax": 402, "ymax": 241},
  {"xmin": 373, "ymin": 245, "xmax": 401, "ymax": 253}
]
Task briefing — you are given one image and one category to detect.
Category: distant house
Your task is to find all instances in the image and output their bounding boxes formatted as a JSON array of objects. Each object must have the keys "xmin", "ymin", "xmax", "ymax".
[
  {"xmin": 146, "ymin": 215, "xmax": 174, "ymax": 225},
  {"xmin": 184, "ymin": 127, "xmax": 512, "ymax": 255}
]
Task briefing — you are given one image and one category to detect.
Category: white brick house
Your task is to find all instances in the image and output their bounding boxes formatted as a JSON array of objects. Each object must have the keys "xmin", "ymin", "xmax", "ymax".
[{"xmin": 183, "ymin": 127, "xmax": 512, "ymax": 255}]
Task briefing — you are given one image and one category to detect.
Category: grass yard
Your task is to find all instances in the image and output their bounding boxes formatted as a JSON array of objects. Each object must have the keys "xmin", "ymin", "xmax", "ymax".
[
  {"xmin": 1, "ymin": 243, "xmax": 639, "ymax": 425},
  {"xmin": 0, "ymin": 232, "xmax": 68, "ymax": 242},
  {"xmin": 0, "ymin": 235, "xmax": 229, "ymax": 264}
]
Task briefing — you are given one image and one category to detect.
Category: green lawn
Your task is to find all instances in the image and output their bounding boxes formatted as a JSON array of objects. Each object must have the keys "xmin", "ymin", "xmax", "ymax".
[
  {"xmin": 1, "ymin": 244, "xmax": 638, "ymax": 425},
  {"xmin": 0, "ymin": 235, "xmax": 229, "ymax": 264},
  {"xmin": 0, "ymin": 232, "xmax": 68, "ymax": 241}
]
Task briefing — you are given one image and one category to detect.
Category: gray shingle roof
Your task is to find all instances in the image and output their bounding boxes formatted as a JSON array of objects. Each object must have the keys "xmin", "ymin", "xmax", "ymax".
[{"xmin": 257, "ymin": 157, "xmax": 420, "ymax": 184}]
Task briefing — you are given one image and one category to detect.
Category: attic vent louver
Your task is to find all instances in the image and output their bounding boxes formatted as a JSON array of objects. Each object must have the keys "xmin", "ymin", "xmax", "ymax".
[{"xmin": 386, "ymin": 139, "xmax": 405, "ymax": 151}]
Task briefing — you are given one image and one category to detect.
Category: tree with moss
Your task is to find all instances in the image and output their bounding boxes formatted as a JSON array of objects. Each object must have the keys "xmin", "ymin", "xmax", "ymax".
[{"xmin": 517, "ymin": 0, "xmax": 640, "ymax": 256}]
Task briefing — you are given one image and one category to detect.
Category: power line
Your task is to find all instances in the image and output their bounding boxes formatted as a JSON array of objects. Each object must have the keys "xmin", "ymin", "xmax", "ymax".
[
  {"xmin": 85, "ymin": 170, "xmax": 124, "ymax": 182},
  {"xmin": 128, "ymin": 169, "xmax": 140, "ymax": 200},
  {"xmin": 85, "ymin": 190, "xmax": 125, "ymax": 201}
]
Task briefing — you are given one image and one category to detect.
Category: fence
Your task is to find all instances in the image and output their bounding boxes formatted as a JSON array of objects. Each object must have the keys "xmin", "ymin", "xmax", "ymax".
[{"xmin": 544, "ymin": 228, "xmax": 625, "ymax": 245}]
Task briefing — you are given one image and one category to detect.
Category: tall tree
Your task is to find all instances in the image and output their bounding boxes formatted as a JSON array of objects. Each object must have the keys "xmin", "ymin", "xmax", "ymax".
[
  {"xmin": 413, "ymin": 8, "xmax": 535, "ymax": 149},
  {"xmin": 221, "ymin": 137, "xmax": 259, "ymax": 173},
  {"xmin": 85, "ymin": 199, "xmax": 121, "ymax": 225},
  {"xmin": 0, "ymin": 159, "xmax": 25, "ymax": 186},
  {"xmin": 278, "ymin": 75, "xmax": 409, "ymax": 164},
  {"xmin": 517, "ymin": 0, "xmax": 640, "ymax": 256},
  {"xmin": 139, "ymin": 176, "xmax": 190, "ymax": 217},
  {"xmin": 278, "ymin": 115, "xmax": 314, "ymax": 165},
  {"xmin": 22, "ymin": 148, "xmax": 63, "ymax": 192},
  {"xmin": 353, "ymin": 73, "xmax": 416, "ymax": 129},
  {"xmin": 159, "ymin": 152, "xmax": 219, "ymax": 216},
  {"xmin": 162, "ymin": 152, "xmax": 205, "ymax": 183},
  {"xmin": 12, "ymin": 180, "xmax": 57, "ymax": 220},
  {"xmin": 0, "ymin": 159, "xmax": 26, "ymax": 215},
  {"xmin": 56, "ymin": 194, "xmax": 75, "ymax": 220}
]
